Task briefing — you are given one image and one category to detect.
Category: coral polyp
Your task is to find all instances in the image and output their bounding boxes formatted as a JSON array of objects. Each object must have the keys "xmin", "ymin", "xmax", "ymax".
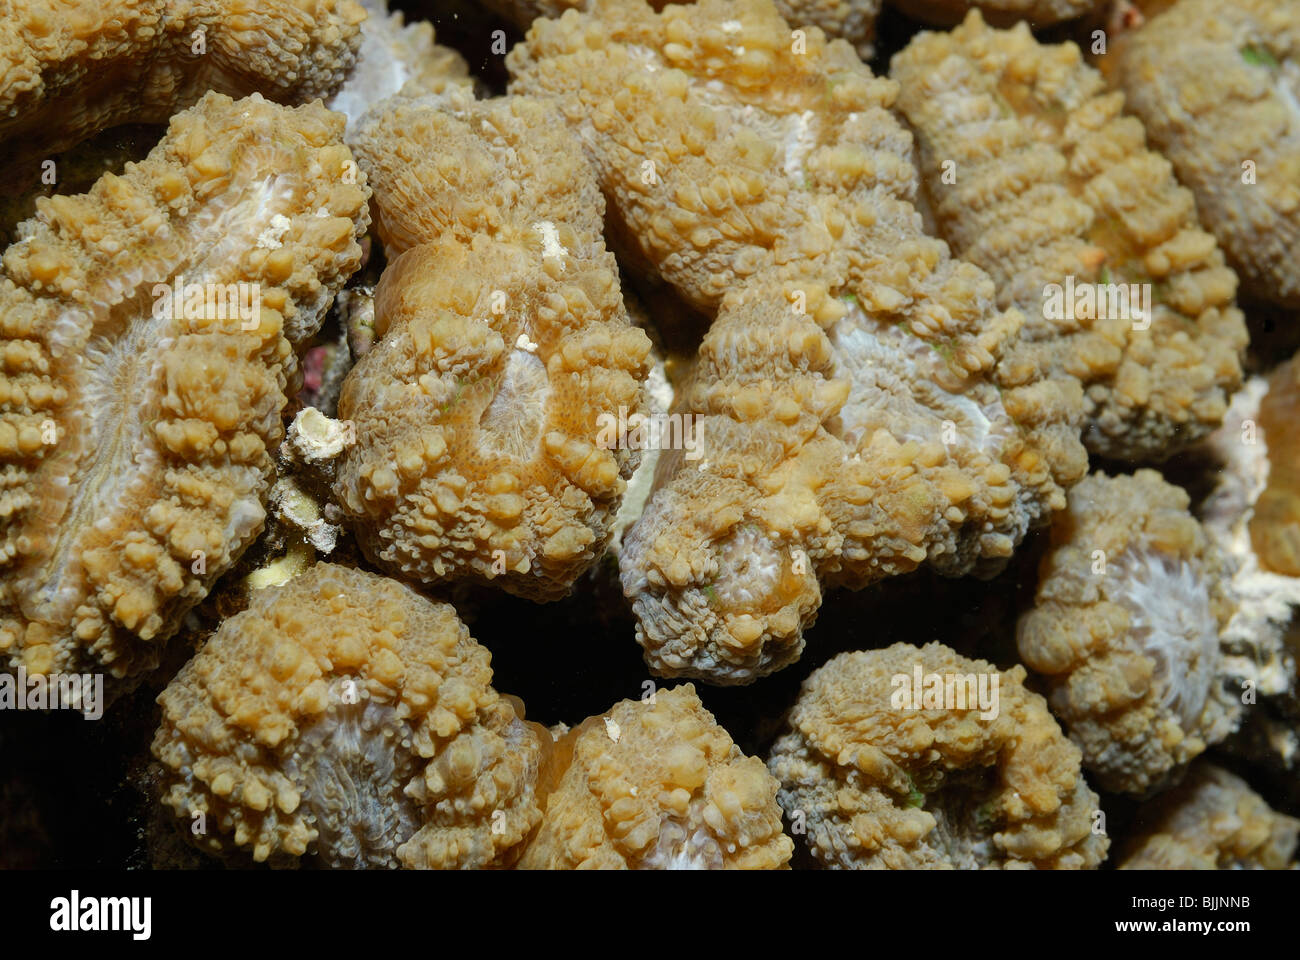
[
  {"xmin": 519, "ymin": 684, "xmax": 792, "ymax": 869},
  {"xmin": 152, "ymin": 564, "xmax": 548, "ymax": 868},
  {"xmin": 769, "ymin": 642, "xmax": 1109, "ymax": 869},
  {"xmin": 335, "ymin": 92, "xmax": 652, "ymax": 599},
  {"xmin": 0, "ymin": 0, "xmax": 366, "ymax": 174},
  {"xmin": 1115, "ymin": 0, "xmax": 1300, "ymax": 307},
  {"xmin": 0, "ymin": 92, "xmax": 369, "ymax": 681},
  {"xmin": 1016, "ymin": 471, "xmax": 1242, "ymax": 793},
  {"xmin": 892, "ymin": 11, "xmax": 1247, "ymax": 461}
]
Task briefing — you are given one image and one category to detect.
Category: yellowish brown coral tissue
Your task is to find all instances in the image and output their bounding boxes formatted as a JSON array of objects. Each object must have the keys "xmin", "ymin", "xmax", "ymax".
[
  {"xmin": 335, "ymin": 91, "xmax": 651, "ymax": 599},
  {"xmin": 1017, "ymin": 471, "xmax": 1242, "ymax": 794},
  {"xmin": 8, "ymin": 0, "xmax": 1298, "ymax": 876},
  {"xmin": 769, "ymin": 642, "xmax": 1109, "ymax": 869},
  {"xmin": 520, "ymin": 684, "xmax": 793, "ymax": 868},
  {"xmin": 891, "ymin": 11, "xmax": 1247, "ymax": 461},
  {"xmin": 0, "ymin": 0, "xmax": 366, "ymax": 173},
  {"xmin": 152, "ymin": 564, "xmax": 549, "ymax": 868},
  {"xmin": 0, "ymin": 92, "xmax": 369, "ymax": 682},
  {"xmin": 1115, "ymin": 0, "xmax": 1300, "ymax": 307},
  {"xmin": 1118, "ymin": 763, "xmax": 1299, "ymax": 869}
]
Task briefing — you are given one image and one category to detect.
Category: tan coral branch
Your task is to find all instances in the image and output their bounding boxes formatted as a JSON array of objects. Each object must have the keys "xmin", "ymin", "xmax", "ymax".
[
  {"xmin": 891, "ymin": 11, "xmax": 1247, "ymax": 461},
  {"xmin": 334, "ymin": 92, "xmax": 651, "ymax": 599}
]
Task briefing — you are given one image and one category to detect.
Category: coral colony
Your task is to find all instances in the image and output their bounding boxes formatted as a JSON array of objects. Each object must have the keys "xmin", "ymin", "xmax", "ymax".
[{"xmin": 1, "ymin": 0, "xmax": 1297, "ymax": 870}]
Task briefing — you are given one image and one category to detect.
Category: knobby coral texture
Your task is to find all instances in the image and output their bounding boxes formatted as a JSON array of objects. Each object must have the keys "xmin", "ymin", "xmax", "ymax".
[
  {"xmin": 1017, "ymin": 471, "xmax": 1242, "ymax": 794},
  {"xmin": 891, "ymin": 11, "xmax": 1247, "ymax": 462},
  {"xmin": 1114, "ymin": 0, "xmax": 1300, "ymax": 307},
  {"xmin": 1117, "ymin": 763, "xmax": 1299, "ymax": 869},
  {"xmin": 482, "ymin": 0, "xmax": 881, "ymax": 59},
  {"xmin": 509, "ymin": 0, "xmax": 1085, "ymax": 682},
  {"xmin": 0, "ymin": 0, "xmax": 366, "ymax": 173},
  {"xmin": 768, "ymin": 642, "xmax": 1109, "ymax": 868},
  {"xmin": 336, "ymin": 91, "xmax": 652, "ymax": 599},
  {"xmin": 519, "ymin": 684, "xmax": 793, "ymax": 868},
  {"xmin": 3, "ymin": 0, "xmax": 1298, "ymax": 874},
  {"xmin": 152, "ymin": 564, "xmax": 549, "ymax": 868},
  {"xmin": 508, "ymin": 0, "xmax": 962, "ymax": 314},
  {"xmin": 0, "ymin": 91, "xmax": 369, "ymax": 682}
]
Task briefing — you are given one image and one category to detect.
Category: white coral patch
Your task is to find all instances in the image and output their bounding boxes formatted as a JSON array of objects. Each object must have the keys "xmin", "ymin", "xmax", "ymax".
[
  {"xmin": 1106, "ymin": 548, "xmax": 1221, "ymax": 729},
  {"xmin": 256, "ymin": 213, "xmax": 292, "ymax": 249}
]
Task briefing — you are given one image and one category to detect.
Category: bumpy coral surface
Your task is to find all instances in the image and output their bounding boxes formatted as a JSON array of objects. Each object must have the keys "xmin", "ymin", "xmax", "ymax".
[
  {"xmin": 774, "ymin": 0, "xmax": 881, "ymax": 60},
  {"xmin": 1115, "ymin": 0, "xmax": 1300, "ymax": 307},
  {"xmin": 507, "ymin": 0, "xmax": 938, "ymax": 312},
  {"xmin": 348, "ymin": 90, "xmax": 605, "ymax": 257},
  {"xmin": 1017, "ymin": 471, "xmax": 1242, "ymax": 794},
  {"xmin": 335, "ymin": 92, "xmax": 651, "ymax": 599},
  {"xmin": 519, "ymin": 684, "xmax": 792, "ymax": 868},
  {"xmin": 484, "ymin": 0, "xmax": 881, "ymax": 60},
  {"xmin": 153, "ymin": 563, "xmax": 548, "ymax": 868},
  {"xmin": 892, "ymin": 12, "xmax": 1247, "ymax": 461},
  {"xmin": 769, "ymin": 642, "xmax": 1108, "ymax": 868},
  {"xmin": 0, "ymin": 0, "xmax": 365, "ymax": 172},
  {"xmin": 1118, "ymin": 763, "xmax": 1299, "ymax": 869},
  {"xmin": 620, "ymin": 267, "xmax": 1084, "ymax": 683},
  {"xmin": 0, "ymin": 92, "xmax": 368, "ymax": 681},
  {"xmin": 326, "ymin": 0, "xmax": 472, "ymax": 138},
  {"xmin": 889, "ymin": 0, "xmax": 1104, "ymax": 28}
]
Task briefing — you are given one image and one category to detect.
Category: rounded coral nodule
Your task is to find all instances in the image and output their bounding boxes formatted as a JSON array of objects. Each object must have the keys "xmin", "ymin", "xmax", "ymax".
[
  {"xmin": 768, "ymin": 642, "xmax": 1109, "ymax": 869},
  {"xmin": 0, "ymin": 0, "xmax": 366, "ymax": 174},
  {"xmin": 152, "ymin": 563, "xmax": 548, "ymax": 868},
  {"xmin": 335, "ymin": 92, "xmax": 652, "ymax": 600},
  {"xmin": 891, "ymin": 11, "xmax": 1248, "ymax": 461},
  {"xmin": 620, "ymin": 265, "xmax": 1080, "ymax": 683},
  {"xmin": 1114, "ymin": 0, "xmax": 1300, "ymax": 307},
  {"xmin": 0, "ymin": 91, "xmax": 370, "ymax": 682},
  {"xmin": 512, "ymin": 0, "xmax": 1085, "ymax": 681},
  {"xmin": 507, "ymin": 0, "xmax": 921, "ymax": 313},
  {"xmin": 1016, "ymin": 470, "xmax": 1243, "ymax": 794},
  {"xmin": 1118, "ymin": 763, "xmax": 1299, "ymax": 870},
  {"xmin": 519, "ymin": 683, "xmax": 793, "ymax": 869}
]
